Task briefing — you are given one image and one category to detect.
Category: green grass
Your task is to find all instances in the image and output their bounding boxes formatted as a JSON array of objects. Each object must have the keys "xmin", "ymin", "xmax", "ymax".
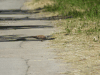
[
  {"xmin": 43, "ymin": 0, "xmax": 100, "ymax": 35},
  {"xmin": 35, "ymin": 0, "xmax": 40, "ymax": 2},
  {"xmin": 44, "ymin": 0, "xmax": 100, "ymax": 18}
]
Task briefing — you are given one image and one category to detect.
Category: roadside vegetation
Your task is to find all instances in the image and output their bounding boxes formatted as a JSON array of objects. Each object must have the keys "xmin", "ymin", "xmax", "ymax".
[{"xmin": 26, "ymin": 0, "xmax": 100, "ymax": 75}]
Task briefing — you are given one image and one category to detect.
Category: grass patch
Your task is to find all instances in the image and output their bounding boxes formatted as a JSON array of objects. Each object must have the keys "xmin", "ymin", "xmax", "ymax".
[
  {"xmin": 25, "ymin": 0, "xmax": 100, "ymax": 74},
  {"xmin": 44, "ymin": 0, "xmax": 100, "ymax": 18}
]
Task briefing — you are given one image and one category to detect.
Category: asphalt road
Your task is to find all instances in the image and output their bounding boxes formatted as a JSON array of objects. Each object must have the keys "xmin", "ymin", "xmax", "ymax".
[
  {"xmin": 0, "ymin": 0, "xmax": 69, "ymax": 75},
  {"xmin": 0, "ymin": 0, "xmax": 26, "ymax": 10},
  {"xmin": 0, "ymin": 0, "xmax": 28, "ymax": 75},
  {"xmin": 0, "ymin": 0, "xmax": 29, "ymax": 18}
]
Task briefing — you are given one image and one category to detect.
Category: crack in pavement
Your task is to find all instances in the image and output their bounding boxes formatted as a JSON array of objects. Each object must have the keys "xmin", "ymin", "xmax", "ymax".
[
  {"xmin": 19, "ymin": 41, "xmax": 24, "ymax": 48},
  {"xmin": 25, "ymin": 59, "xmax": 30, "ymax": 75}
]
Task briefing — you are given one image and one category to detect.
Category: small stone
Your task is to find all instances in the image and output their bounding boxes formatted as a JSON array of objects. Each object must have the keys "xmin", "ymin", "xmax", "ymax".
[{"xmin": 93, "ymin": 36, "xmax": 98, "ymax": 42}]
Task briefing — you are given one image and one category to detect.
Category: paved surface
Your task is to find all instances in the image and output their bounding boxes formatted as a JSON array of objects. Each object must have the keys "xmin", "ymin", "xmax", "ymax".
[
  {"xmin": 0, "ymin": 0, "xmax": 71, "ymax": 75},
  {"xmin": 0, "ymin": 0, "xmax": 26, "ymax": 10},
  {"xmin": 0, "ymin": 58, "xmax": 27, "ymax": 75}
]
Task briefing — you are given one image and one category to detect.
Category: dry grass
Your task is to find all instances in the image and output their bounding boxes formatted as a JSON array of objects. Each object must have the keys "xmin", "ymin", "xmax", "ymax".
[
  {"xmin": 50, "ymin": 33, "xmax": 100, "ymax": 75},
  {"xmin": 50, "ymin": 19, "xmax": 100, "ymax": 75},
  {"xmin": 25, "ymin": 0, "xmax": 54, "ymax": 10}
]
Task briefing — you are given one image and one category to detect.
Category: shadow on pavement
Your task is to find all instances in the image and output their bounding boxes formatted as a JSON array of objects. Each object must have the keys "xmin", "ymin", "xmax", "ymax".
[
  {"xmin": 0, "ymin": 9, "xmax": 39, "ymax": 14},
  {"xmin": 0, "ymin": 16, "xmax": 73, "ymax": 21},
  {"xmin": 0, "ymin": 9, "xmax": 73, "ymax": 21},
  {"xmin": 0, "ymin": 8, "xmax": 71, "ymax": 42},
  {"xmin": 0, "ymin": 35, "xmax": 55, "ymax": 42},
  {"xmin": 0, "ymin": 25, "xmax": 53, "ymax": 30}
]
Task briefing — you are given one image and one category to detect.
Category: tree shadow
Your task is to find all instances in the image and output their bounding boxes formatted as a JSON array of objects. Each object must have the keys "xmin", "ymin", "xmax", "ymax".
[
  {"xmin": 34, "ymin": 7, "xmax": 44, "ymax": 11},
  {"xmin": 0, "ymin": 35, "xmax": 55, "ymax": 42},
  {"xmin": 0, "ymin": 25, "xmax": 53, "ymax": 30},
  {"xmin": 67, "ymin": 10, "xmax": 85, "ymax": 18},
  {"xmin": 0, "ymin": 15, "xmax": 73, "ymax": 21},
  {"xmin": 0, "ymin": 8, "xmax": 73, "ymax": 21},
  {"xmin": 0, "ymin": 9, "xmax": 39, "ymax": 14}
]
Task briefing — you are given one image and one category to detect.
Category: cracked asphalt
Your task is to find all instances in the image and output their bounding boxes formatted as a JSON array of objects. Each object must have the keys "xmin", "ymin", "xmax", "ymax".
[{"xmin": 0, "ymin": 0, "xmax": 70, "ymax": 75}]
